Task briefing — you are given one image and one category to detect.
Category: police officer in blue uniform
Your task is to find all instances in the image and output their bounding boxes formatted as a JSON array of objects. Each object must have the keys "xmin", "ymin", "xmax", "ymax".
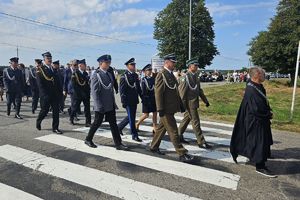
[
  {"xmin": 52, "ymin": 60, "xmax": 65, "ymax": 113},
  {"xmin": 69, "ymin": 59, "xmax": 91, "ymax": 127},
  {"xmin": 29, "ymin": 59, "xmax": 42, "ymax": 114},
  {"xmin": 136, "ymin": 64, "xmax": 157, "ymax": 134},
  {"xmin": 36, "ymin": 52, "xmax": 62, "ymax": 134},
  {"xmin": 3, "ymin": 57, "xmax": 24, "ymax": 119},
  {"xmin": 117, "ymin": 58, "xmax": 143, "ymax": 142},
  {"xmin": 85, "ymin": 55, "xmax": 128, "ymax": 151}
]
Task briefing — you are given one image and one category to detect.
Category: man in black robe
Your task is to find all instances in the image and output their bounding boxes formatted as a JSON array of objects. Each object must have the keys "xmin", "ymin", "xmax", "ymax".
[{"xmin": 230, "ymin": 66, "xmax": 276, "ymax": 178}]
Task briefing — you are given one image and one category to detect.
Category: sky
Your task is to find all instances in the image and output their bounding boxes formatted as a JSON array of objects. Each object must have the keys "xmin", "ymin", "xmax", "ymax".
[{"xmin": 0, "ymin": 0, "xmax": 278, "ymax": 70}]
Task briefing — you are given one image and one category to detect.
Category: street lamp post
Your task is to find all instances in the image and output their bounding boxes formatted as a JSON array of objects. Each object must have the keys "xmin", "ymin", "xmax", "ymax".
[{"xmin": 188, "ymin": 0, "xmax": 192, "ymax": 60}]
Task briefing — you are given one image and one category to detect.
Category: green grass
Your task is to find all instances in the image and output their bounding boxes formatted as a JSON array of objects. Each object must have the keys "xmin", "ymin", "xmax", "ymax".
[{"xmin": 199, "ymin": 79, "xmax": 300, "ymax": 133}]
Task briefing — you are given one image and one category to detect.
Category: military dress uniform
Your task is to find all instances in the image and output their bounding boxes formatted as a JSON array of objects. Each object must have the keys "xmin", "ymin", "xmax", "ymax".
[
  {"xmin": 64, "ymin": 60, "xmax": 77, "ymax": 116},
  {"xmin": 29, "ymin": 59, "xmax": 42, "ymax": 114},
  {"xmin": 117, "ymin": 58, "xmax": 143, "ymax": 141},
  {"xmin": 36, "ymin": 52, "xmax": 62, "ymax": 134},
  {"xmin": 150, "ymin": 54, "xmax": 194, "ymax": 163},
  {"xmin": 141, "ymin": 65, "xmax": 156, "ymax": 114},
  {"xmin": 70, "ymin": 59, "xmax": 91, "ymax": 126},
  {"xmin": 85, "ymin": 55, "xmax": 128, "ymax": 151},
  {"xmin": 3, "ymin": 57, "xmax": 24, "ymax": 119},
  {"xmin": 178, "ymin": 59, "xmax": 211, "ymax": 148}
]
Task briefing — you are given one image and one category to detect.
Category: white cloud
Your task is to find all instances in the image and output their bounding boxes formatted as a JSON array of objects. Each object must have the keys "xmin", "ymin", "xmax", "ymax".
[
  {"xmin": 110, "ymin": 8, "xmax": 157, "ymax": 28},
  {"xmin": 218, "ymin": 20, "xmax": 246, "ymax": 28},
  {"xmin": 206, "ymin": 1, "xmax": 277, "ymax": 17}
]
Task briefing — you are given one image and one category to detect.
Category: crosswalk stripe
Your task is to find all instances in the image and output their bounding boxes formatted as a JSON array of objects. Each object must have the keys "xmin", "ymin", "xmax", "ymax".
[
  {"xmin": 0, "ymin": 144, "xmax": 201, "ymax": 200},
  {"xmin": 148, "ymin": 114, "xmax": 234, "ymax": 128},
  {"xmin": 137, "ymin": 124, "xmax": 231, "ymax": 146},
  {"xmin": 143, "ymin": 118, "xmax": 233, "ymax": 135},
  {"xmin": 36, "ymin": 134, "xmax": 240, "ymax": 190},
  {"xmin": 0, "ymin": 182, "xmax": 43, "ymax": 200},
  {"xmin": 74, "ymin": 127, "xmax": 246, "ymax": 164}
]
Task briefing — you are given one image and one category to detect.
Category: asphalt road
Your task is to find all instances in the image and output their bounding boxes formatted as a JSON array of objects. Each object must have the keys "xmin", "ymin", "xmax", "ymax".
[{"xmin": 0, "ymin": 94, "xmax": 299, "ymax": 200}]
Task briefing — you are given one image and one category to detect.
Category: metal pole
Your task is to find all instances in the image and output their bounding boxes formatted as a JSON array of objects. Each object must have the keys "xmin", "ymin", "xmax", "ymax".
[
  {"xmin": 290, "ymin": 41, "xmax": 300, "ymax": 121},
  {"xmin": 188, "ymin": 0, "xmax": 192, "ymax": 60},
  {"xmin": 17, "ymin": 46, "xmax": 19, "ymax": 58}
]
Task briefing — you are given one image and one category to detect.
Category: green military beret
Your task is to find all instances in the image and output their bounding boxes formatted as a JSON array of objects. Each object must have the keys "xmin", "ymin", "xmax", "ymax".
[{"xmin": 186, "ymin": 58, "xmax": 199, "ymax": 67}]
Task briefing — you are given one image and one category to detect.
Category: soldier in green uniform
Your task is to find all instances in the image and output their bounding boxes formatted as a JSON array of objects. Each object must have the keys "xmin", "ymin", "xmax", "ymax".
[
  {"xmin": 178, "ymin": 58, "xmax": 211, "ymax": 149},
  {"xmin": 149, "ymin": 53, "xmax": 194, "ymax": 163}
]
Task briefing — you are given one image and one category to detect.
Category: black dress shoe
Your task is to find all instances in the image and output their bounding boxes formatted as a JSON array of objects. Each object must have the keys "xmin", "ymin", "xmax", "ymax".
[
  {"xmin": 14, "ymin": 114, "xmax": 23, "ymax": 119},
  {"xmin": 148, "ymin": 147, "xmax": 165, "ymax": 155},
  {"xmin": 36, "ymin": 123, "xmax": 41, "ymax": 131},
  {"xmin": 119, "ymin": 129, "xmax": 124, "ymax": 136},
  {"xmin": 32, "ymin": 110, "xmax": 35, "ymax": 114},
  {"xmin": 180, "ymin": 136, "xmax": 189, "ymax": 144},
  {"xmin": 256, "ymin": 167, "xmax": 277, "ymax": 178},
  {"xmin": 198, "ymin": 142, "xmax": 212, "ymax": 149},
  {"xmin": 116, "ymin": 143, "xmax": 130, "ymax": 151},
  {"xmin": 7, "ymin": 110, "xmax": 10, "ymax": 116},
  {"xmin": 85, "ymin": 123, "xmax": 91, "ymax": 127},
  {"xmin": 132, "ymin": 137, "xmax": 142, "ymax": 142},
  {"xmin": 69, "ymin": 119, "xmax": 75, "ymax": 125},
  {"xmin": 179, "ymin": 154, "xmax": 195, "ymax": 163},
  {"xmin": 84, "ymin": 140, "xmax": 97, "ymax": 148},
  {"xmin": 53, "ymin": 129, "xmax": 63, "ymax": 134}
]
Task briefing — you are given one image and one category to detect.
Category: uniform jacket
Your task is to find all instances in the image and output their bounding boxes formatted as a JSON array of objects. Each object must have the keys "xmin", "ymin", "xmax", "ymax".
[
  {"xmin": 119, "ymin": 70, "xmax": 142, "ymax": 107},
  {"xmin": 3, "ymin": 67, "xmax": 24, "ymax": 94},
  {"xmin": 71, "ymin": 69, "xmax": 90, "ymax": 99},
  {"xmin": 155, "ymin": 68, "xmax": 183, "ymax": 114},
  {"xmin": 178, "ymin": 71, "xmax": 209, "ymax": 109}
]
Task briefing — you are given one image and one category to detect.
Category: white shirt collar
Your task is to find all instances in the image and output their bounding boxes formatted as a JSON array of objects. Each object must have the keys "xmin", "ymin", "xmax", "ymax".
[
  {"xmin": 127, "ymin": 70, "xmax": 134, "ymax": 74},
  {"xmin": 79, "ymin": 69, "xmax": 84, "ymax": 74},
  {"xmin": 100, "ymin": 67, "xmax": 107, "ymax": 74},
  {"xmin": 164, "ymin": 66, "xmax": 173, "ymax": 74}
]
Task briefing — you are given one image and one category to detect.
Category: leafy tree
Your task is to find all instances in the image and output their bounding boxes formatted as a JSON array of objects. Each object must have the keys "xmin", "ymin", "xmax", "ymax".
[
  {"xmin": 248, "ymin": 0, "xmax": 300, "ymax": 83},
  {"xmin": 154, "ymin": 0, "xmax": 218, "ymax": 70}
]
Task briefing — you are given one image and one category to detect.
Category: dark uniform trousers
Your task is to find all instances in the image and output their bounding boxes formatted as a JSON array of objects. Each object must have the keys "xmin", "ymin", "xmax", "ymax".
[
  {"xmin": 37, "ymin": 96, "xmax": 59, "ymax": 130},
  {"xmin": 31, "ymin": 90, "xmax": 39, "ymax": 112},
  {"xmin": 70, "ymin": 96, "xmax": 91, "ymax": 124},
  {"xmin": 117, "ymin": 104, "xmax": 138, "ymax": 137},
  {"xmin": 86, "ymin": 110, "xmax": 121, "ymax": 146},
  {"xmin": 6, "ymin": 92, "xmax": 22, "ymax": 115},
  {"xmin": 178, "ymin": 104, "xmax": 205, "ymax": 145},
  {"xmin": 151, "ymin": 113, "xmax": 187, "ymax": 156}
]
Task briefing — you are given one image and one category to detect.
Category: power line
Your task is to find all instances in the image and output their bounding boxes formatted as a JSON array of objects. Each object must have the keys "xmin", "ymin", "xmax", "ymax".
[{"xmin": 0, "ymin": 11, "xmax": 155, "ymax": 47}]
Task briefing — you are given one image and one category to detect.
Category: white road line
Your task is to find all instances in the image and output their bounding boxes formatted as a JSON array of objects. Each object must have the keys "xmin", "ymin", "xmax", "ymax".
[
  {"xmin": 137, "ymin": 124, "xmax": 231, "ymax": 146},
  {"xmin": 0, "ymin": 144, "xmax": 200, "ymax": 200},
  {"xmin": 148, "ymin": 114, "xmax": 234, "ymax": 128},
  {"xmin": 143, "ymin": 118, "xmax": 233, "ymax": 135},
  {"xmin": 74, "ymin": 127, "xmax": 246, "ymax": 164},
  {"xmin": 36, "ymin": 134, "xmax": 240, "ymax": 190},
  {"xmin": 0, "ymin": 182, "xmax": 43, "ymax": 200}
]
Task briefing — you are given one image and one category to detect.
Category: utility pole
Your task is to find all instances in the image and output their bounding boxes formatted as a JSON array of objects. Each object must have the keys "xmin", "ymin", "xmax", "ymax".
[
  {"xmin": 188, "ymin": 0, "xmax": 192, "ymax": 60},
  {"xmin": 290, "ymin": 41, "xmax": 300, "ymax": 121},
  {"xmin": 17, "ymin": 45, "xmax": 19, "ymax": 58}
]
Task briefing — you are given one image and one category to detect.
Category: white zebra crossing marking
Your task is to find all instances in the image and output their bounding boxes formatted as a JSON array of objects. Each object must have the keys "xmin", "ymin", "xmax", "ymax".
[
  {"xmin": 0, "ymin": 144, "xmax": 200, "ymax": 200},
  {"xmin": 36, "ymin": 134, "xmax": 240, "ymax": 190},
  {"xmin": 74, "ymin": 127, "xmax": 246, "ymax": 164},
  {"xmin": 0, "ymin": 182, "xmax": 43, "ymax": 200},
  {"xmin": 143, "ymin": 118, "xmax": 233, "ymax": 135},
  {"xmin": 137, "ymin": 124, "xmax": 231, "ymax": 146}
]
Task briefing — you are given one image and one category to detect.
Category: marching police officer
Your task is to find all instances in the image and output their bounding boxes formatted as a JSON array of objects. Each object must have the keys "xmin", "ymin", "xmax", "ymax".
[
  {"xmin": 69, "ymin": 59, "xmax": 91, "ymax": 127},
  {"xmin": 64, "ymin": 59, "xmax": 78, "ymax": 118},
  {"xmin": 136, "ymin": 64, "xmax": 158, "ymax": 134},
  {"xmin": 52, "ymin": 60, "xmax": 65, "ymax": 113},
  {"xmin": 29, "ymin": 59, "xmax": 42, "ymax": 114},
  {"xmin": 85, "ymin": 55, "xmax": 129, "ymax": 151},
  {"xmin": 149, "ymin": 53, "xmax": 194, "ymax": 163},
  {"xmin": 3, "ymin": 57, "xmax": 24, "ymax": 119},
  {"xmin": 178, "ymin": 58, "xmax": 211, "ymax": 149},
  {"xmin": 36, "ymin": 52, "xmax": 62, "ymax": 134},
  {"xmin": 117, "ymin": 58, "xmax": 143, "ymax": 142}
]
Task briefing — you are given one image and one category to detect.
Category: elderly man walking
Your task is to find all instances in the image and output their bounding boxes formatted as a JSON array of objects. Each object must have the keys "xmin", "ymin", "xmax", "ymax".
[{"xmin": 230, "ymin": 67, "xmax": 276, "ymax": 178}]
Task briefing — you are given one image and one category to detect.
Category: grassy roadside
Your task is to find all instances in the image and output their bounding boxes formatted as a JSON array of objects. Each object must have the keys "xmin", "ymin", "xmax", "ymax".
[{"xmin": 199, "ymin": 79, "xmax": 300, "ymax": 133}]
